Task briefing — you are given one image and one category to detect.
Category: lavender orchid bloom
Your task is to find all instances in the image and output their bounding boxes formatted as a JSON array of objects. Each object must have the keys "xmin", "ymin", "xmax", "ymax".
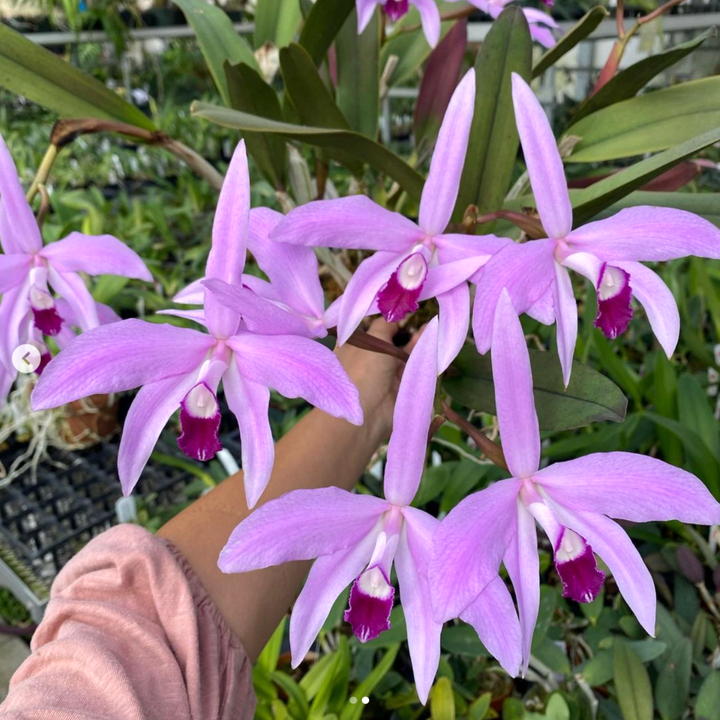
[
  {"xmin": 218, "ymin": 317, "xmax": 522, "ymax": 702},
  {"xmin": 447, "ymin": 0, "xmax": 559, "ymax": 47},
  {"xmin": 0, "ymin": 131, "xmax": 151, "ymax": 384},
  {"xmin": 431, "ymin": 289, "xmax": 720, "ymax": 670},
  {"xmin": 357, "ymin": 0, "xmax": 441, "ymax": 48},
  {"xmin": 170, "ymin": 207, "xmax": 334, "ymax": 338},
  {"xmin": 32, "ymin": 142, "xmax": 362, "ymax": 508},
  {"xmin": 271, "ymin": 69, "xmax": 510, "ymax": 372},
  {"xmin": 473, "ymin": 74, "xmax": 720, "ymax": 386}
]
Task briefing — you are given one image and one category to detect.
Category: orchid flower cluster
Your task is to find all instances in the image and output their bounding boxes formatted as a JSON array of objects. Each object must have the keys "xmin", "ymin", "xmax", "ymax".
[{"xmin": 1, "ymin": 62, "xmax": 720, "ymax": 704}]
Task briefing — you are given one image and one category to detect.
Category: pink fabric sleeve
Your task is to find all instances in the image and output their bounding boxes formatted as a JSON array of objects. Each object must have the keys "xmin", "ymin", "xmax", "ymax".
[{"xmin": 0, "ymin": 524, "xmax": 255, "ymax": 720}]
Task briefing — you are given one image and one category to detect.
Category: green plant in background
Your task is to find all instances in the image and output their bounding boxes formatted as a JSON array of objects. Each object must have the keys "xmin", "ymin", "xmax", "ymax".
[{"xmin": 1, "ymin": 0, "xmax": 720, "ymax": 717}]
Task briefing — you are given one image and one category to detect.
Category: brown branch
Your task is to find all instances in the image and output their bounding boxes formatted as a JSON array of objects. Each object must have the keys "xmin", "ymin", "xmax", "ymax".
[
  {"xmin": 638, "ymin": 0, "xmax": 685, "ymax": 25},
  {"xmin": 328, "ymin": 327, "xmax": 410, "ymax": 362},
  {"xmin": 442, "ymin": 401, "xmax": 508, "ymax": 471},
  {"xmin": 474, "ymin": 210, "xmax": 546, "ymax": 239},
  {"xmin": 427, "ymin": 414, "xmax": 446, "ymax": 444},
  {"xmin": 35, "ymin": 185, "xmax": 51, "ymax": 229}
]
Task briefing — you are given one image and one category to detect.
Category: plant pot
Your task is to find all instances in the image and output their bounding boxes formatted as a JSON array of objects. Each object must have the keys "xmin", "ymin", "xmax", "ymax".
[{"xmin": 61, "ymin": 394, "xmax": 119, "ymax": 447}]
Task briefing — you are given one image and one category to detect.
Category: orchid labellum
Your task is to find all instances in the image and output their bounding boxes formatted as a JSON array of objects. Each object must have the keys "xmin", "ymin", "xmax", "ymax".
[{"xmin": 357, "ymin": 0, "xmax": 441, "ymax": 47}]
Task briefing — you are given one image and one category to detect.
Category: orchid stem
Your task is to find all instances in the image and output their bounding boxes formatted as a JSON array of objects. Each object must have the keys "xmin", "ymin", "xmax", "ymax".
[
  {"xmin": 35, "ymin": 185, "xmax": 51, "ymax": 228},
  {"xmin": 329, "ymin": 328, "xmax": 410, "ymax": 363},
  {"xmin": 442, "ymin": 402, "xmax": 508, "ymax": 471},
  {"xmin": 26, "ymin": 144, "xmax": 59, "ymax": 204},
  {"xmin": 616, "ymin": 0, "xmax": 625, "ymax": 38}
]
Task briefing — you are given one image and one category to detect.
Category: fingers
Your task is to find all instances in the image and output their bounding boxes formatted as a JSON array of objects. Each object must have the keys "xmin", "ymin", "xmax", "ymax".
[{"xmin": 365, "ymin": 317, "xmax": 399, "ymax": 342}]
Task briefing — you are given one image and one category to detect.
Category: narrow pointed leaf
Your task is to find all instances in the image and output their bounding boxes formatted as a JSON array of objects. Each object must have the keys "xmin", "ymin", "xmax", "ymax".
[
  {"xmin": 191, "ymin": 102, "xmax": 425, "ymax": 201},
  {"xmin": 566, "ymin": 76, "xmax": 720, "ymax": 162},
  {"xmin": 299, "ymin": 0, "xmax": 355, "ymax": 65},
  {"xmin": 571, "ymin": 28, "xmax": 716, "ymax": 124},
  {"xmin": 254, "ymin": 0, "xmax": 302, "ymax": 48},
  {"xmin": 453, "ymin": 8, "xmax": 531, "ymax": 222},
  {"xmin": 0, "ymin": 23, "xmax": 155, "ymax": 129},
  {"xmin": 336, "ymin": 7, "xmax": 380, "ymax": 139},
  {"xmin": 443, "ymin": 343, "xmax": 627, "ymax": 431},
  {"xmin": 532, "ymin": 7, "xmax": 609, "ymax": 78},
  {"xmin": 696, "ymin": 672, "xmax": 720, "ymax": 720},
  {"xmin": 655, "ymin": 639, "xmax": 692, "ymax": 720},
  {"xmin": 571, "ymin": 126, "xmax": 720, "ymax": 225},
  {"xmin": 174, "ymin": 0, "xmax": 258, "ymax": 106},
  {"xmin": 224, "ymin": 61, "xmax": 286, "ymax": 187},
  {"xmin": 614, "ymin": 641, "xmax": 653, "ymax": 720},
  {"xmin": 600, "ymin": 191, "xmax": 720, "ymax": 228},
  {"xmin": 414, "ymin": 18, "xmax": 468, "ymax": 146},
  {"xmin": 339, "ymin": 645, "xmax": 399, "ymax": 720}
]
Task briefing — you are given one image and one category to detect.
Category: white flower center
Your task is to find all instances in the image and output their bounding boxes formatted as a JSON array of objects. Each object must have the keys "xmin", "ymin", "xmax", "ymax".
[
  {"xmin": 185, "ymin": 383, "xmax": 218, "ymax": 419},
  {"xmin": 358, "ymin": 567, "xmax": 393, "ymax": 600}
]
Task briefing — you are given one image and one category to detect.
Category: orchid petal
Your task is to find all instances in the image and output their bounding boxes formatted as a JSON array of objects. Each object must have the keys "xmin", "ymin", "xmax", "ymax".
[
  {"xmin": 0, "ymin": 280, "xmax": 31, "ymax": 374},
  {"xmin": 356, "ymin": 0, "xmax": 379, "ymax": 33},
  {"xmin": 566, "ymin": 207, "xmax": 720, "ymax": 261},
  {"xmin": 271, "ymin": 196, "xmax": 423, "ymax": 251},
  {"xmin": 529, "ymin": 24, "xmax": 557, "ymax": 49},
  {"xmin": 32, "ymin": 319, "xmax": 213, "ymax": 409},
  {"xmin": 547, "ymin": 502, "xmax": 656, "ymax": 635},
  {"xmin": 430, "ymin": 479, "xmax": 521, "ymax": 622},
  {"xmin": 0, "ymin": 131, "xmax": 42, "ymax": 254},
  {"xmin": 337, "ymin": 251, "xmax": 399, "ymax": 345},
  {"xmin": 420, "ymin": 257, "xmax": 486, "ymax": 300},
  {"xmin": 218, "ymin": 488, "xmax": 389, "ymax": 572},
  {"xmin": 202, "ymin": 279, "xmax": 313, "ymax": 337},
  {"xmin": 173, "ymin": 277, "xmax": 206, "ymax": 305},
  {"xmin": 503, "ymin": 501, "xmax": 538, "ymax": 673},
  {"xmin": 523, "ymin": 7, "xmax": 560, "ymax": 27},
  {"xmin": 419, "ymin": 69, "xmax": 475, "ymax": 236},
  {"xmin": 472, "ymin": 239, "xmax": 556, "ymax": 353},
  {"xmin": 396, "ymin": 516, "xmax": 442, "ymax": 704},
  {"xmin": 156, "ymin": 308, "xmax": 208, "ymax": 328},
  {"xmin": 118, "ymin": 372, "xmax": 198, "ymax": 495},
  {"xmin": 437, "ymin": 284, "xmax": 469, "ymax": 373},
  {"xmin": 553, "ymin": 262, "xmax": 577, "ymax": 387},
  {"xmin": 385, "ymin": 318, "xmax": 439, "ymax": 506},
  {"xmin": 290, "ymin": 524, "xmax": 382, "ymax": 667},
  {"xmin": 526, "ymin": 284, "xmax": 556, "ymax": 325},
  {"xmin": 46, "ymin": 267, "xmax": 98, "ymax": 331},
  {"xmin": 536, "ymin": 452, "xmax": 720, "ymax": 524},
  {"xmin": 412, "ymin": 0, "xmax": 442, "ymax": 48},
  {"xmin": 434, "ymin": 233, "xmax": 511, "ymax": 264},
  {"xmin": 511, "ymin": 73, "xmax": 572, "ymax": 239},
  {"xmin": 615, "ymin": 261, "xmax": 679, "ymax": 357},
  {"xmin": 459, "ymin": 575, "xmax": 522, "ymax": 677},
  {"xmin": 492, "ymin": 289, "xmax": 541, "ymax": 479},
  {"xmin": 249, "ymin": 207, "xmax": 325, "ymax": 319},
  {"xmin": 227, "ymin": 333, "xmax": 363, "ymax": 425},
  {"xmin": 223, "ymin": 359, "xmax": 275, "ymax": 509},
  {"xmin": 0, "ymin": 254, "xmax": 30, "ymax": 293},
  {"xmin": 53, "ymin": 298, "xmax": 120, "ymax": 330},
  {"xmin": 40, "ymin": 233, "xmax": 152, "ymax": 280}
]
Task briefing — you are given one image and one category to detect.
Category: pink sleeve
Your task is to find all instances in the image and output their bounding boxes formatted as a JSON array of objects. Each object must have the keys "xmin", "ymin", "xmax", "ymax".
[{"xmin": 0, "ymin": 524, "xmax": 255, "ymax": 720}]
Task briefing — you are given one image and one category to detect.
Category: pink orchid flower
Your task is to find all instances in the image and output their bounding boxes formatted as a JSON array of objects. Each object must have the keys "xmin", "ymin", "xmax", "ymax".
[
  {"xmin": 431, "ymin": 289, "xmax": 720, "ymax": 671},
  {"xmin": 169, "ymin": 207, "xmax": 335, "ymax": 339},
  {"xmin": 32, "ymin": 142, "xmax": 362, "ymax": 508},
  {"xmin": 0, "ymin": 131, "xmax": 151, "ymax": 396},
  {"xmin": 357, "ymin": 0, "xmax": 441, "ymax": 48},
  {"xmin": 449, "ymin": 0, "xmax": 559, "ymax": 47},
  {"xmin": 271, "ymin": 69, "xmax": 510, "ymax": 372},
  {"xmin": 473, "ymin": 74, "xmax": 720, "ymax": 385},
  {"xmin": 218, "ymin": 317, "xmax": 522, "ymax": 703}
]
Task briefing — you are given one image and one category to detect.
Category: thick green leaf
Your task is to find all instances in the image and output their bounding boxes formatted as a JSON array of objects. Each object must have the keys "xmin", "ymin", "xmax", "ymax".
[
  {"xmin": 192, "ymin": 102, "xmax": 425, "ymax": 201},
  {"xmin": 257, "ymin": 616, "xmax": 286, "ymax": 674},
  {"xmin": 174, "ymin": 0, "xmax": 258, "ymax": 106},
  {"xmin": 270, "ymin": 671, "xmax": 310, "ymax": 719},
  {"xmin": 254, "ymin": 0, "xmax": 302, "ymax": 48},
  {"xmin": 299, "ymin": 0, "xmax": 355, "ymax": 65},
  {"xmin": 431, "ymin": 677, "xmax": 456, "ymax": 720},
  {"xmin": 224, "ymin": 61, "xmax": 286, "ymax": 187},
  {"xmin": 469, "ymin": 693, "xmax": 492, "ymax": 720},
  {"xmin": 441, "ymin": 624, "xmax": 489, "ymax": 657},
  {"xmin": 677, "ymin": 373, "xmax": 720, "ymax": 460},
  {"xmin": 566, "ymin": 77, "xmax": 720, "ymax": 163},
  {"xmin": 696, "ymin": 672, "xmax": 720, "ymax": 720},
  {"xmin": 414, "ymin": 18, "xmax": 468, "ymax": 146},
  {"xmin": 339, "ymin": 645, "xmax": 399, "ymax": 720},
  {"xmin": 571, "ymin": 29, "xmax": 716, "ymax": 125},
  {"xmin": 280, "ymin": 43, "xmax": 362, "ymax": 175},
  {"xmin": 532, "ymin": 7, "xmax": 609, "ymax": 78},
  {"xmin": 571, "ymin": 126, "xmax": 720, "ymax": 225},
  {"xmin": 443, "ymin": 343, "xmax": 627, "ymax": 432},
  {"xmin": 655, "ymin": 638, "xmax": 692, "ymax": 720},
  {"xmin": 0, "ymin": 23, "xmax": 155, "ymax": 130},
  {"xmin": 614, "ymin": 641, "xmax": 653, "ymax": 720},
  {"xmin": 454, "ymin": 7, "xmax": 531, "ymax": 222},
  {"xmin": 336, "ymin": 8, "xmax": 380, "ymax": 139}
]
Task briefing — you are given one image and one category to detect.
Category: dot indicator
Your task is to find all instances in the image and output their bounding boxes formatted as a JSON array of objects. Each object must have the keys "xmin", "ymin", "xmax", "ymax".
[
  {"xmin": 349, "ymin": 697, "xmax": 357, "ymax": 704},
  {"xmin": 362, "ymin": 696, "xmax": 369, "ymax": 704}
]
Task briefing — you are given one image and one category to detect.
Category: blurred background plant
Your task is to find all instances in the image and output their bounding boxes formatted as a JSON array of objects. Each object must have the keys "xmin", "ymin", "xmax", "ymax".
[{"xmin": 1, "ymin": 0, "xmax": 720, "ymax": 717}]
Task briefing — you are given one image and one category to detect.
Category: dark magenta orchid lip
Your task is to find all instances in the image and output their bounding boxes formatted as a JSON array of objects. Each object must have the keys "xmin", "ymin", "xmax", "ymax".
[
  {"xmin": 382, "ymin": 0, "xmax": 410, "ymax": 21},
  {"xmin": 554, "ymin": 527, "xmax": 605, "ymax": 604},
  {"xmin": 594, "ymin": 263, "xmax": 633, "ymax": 340},
  {"xmin": 344, "ymin": 565, "xmax": 395, "ymax": 643},
  {"xmin": 376, "ymin": 253, "xmax": 429, "ymax": 323},
  {"xmin": 178, "ymin": 381, "xmax": 222, "ymax": 462}
]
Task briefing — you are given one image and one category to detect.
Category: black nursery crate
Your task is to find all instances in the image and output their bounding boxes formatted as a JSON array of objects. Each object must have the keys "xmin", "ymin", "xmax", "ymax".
[{"xmin": 0, "ymin": 426, "xmax": 242, "ymax": 621}]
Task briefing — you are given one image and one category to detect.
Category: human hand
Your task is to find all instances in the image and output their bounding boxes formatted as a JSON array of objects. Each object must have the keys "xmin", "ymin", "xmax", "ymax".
[{"xmin": 334, "ymin": 318, "xmax": 422, "ymax": 445}]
